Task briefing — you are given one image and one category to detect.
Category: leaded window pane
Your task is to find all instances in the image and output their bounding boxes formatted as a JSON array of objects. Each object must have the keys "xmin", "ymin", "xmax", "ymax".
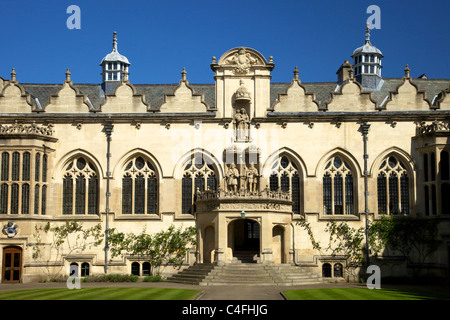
[
  {"xmin": 134, "ymin": 175, "xmax": 145, "ymax": 214},
  {"xmin": 269, "ymin": 174, "xmax": 278, "ymax": 191},
  {"xmin": 430, "ymin": 152, "xmax": 436, "ymax": 181},
  {"xmin": 0, "ymin": 184, "xmax": 7, "ymax": 214},
  {"xmin": 22, "ymin": 152, "xmax": 30, "ymax": 181},
  {"xmin": 431, "ymin": 185, "xmax": 437, "ymax": 215},
  {"xmin": 34, "ymin": 185, "xmax": 40, "ymax": 215},
  {"xmin": 63, "ymin": 176, "xmax": 73, "ymax": 214},
  {"xmin": 182, "ymin": 175, "xmax": 192, "ymax": 214},
  {"xmin": 423, "ymin": 154, "xmax": 428, "ymax": 182},
  {"xmin": 1, "ymin": 152, "xmax": 9, "ymax": 181},
  {"xmin": 195, "ymin": 174, "xmax": 205, "ymax": 193},
  {"xmin": 21, "ymin": 184, "xmax": 29, "ymax": 214},
  {"xmin": 280, "ymin": 173, "xmax": 289, "ymax": 192},
  {"xmin": 323, "ymin": 174, "xmax": 332, "ymax": 215},
  {"xmin": 147, "ymin": 176, "xmax": 158, "ymax": 214},
  {"xmin": 88, "ymin": 176, "xmax": 98, "ymax": 215},
  {"xmin": 424, "ymin": 186, "xmax": 429, "ymax": 216},
  {"xmin": 334, "ymin": 174, "xmax": 343, "ymax": 214},
  {"xmin": 389, "ymin": 174, "xmax": 399, "ymax": 214},
  {"xmin": 10, "ymin": 184, "xmax": 19, "ymax": 214},
  {"xmin": 400, "ymin": 174, "xmax": 409, "ymax": 215},
  {"xmin": 42, "ymin": 154, "xmax": 47, "ymax": 182},
  {"xmin": 35, "ymin": 153, "xmax": 40, "ymax": 182},
  {"xmin": 207, "ymin": 174, "xmax": 217, "ymax": 191},
  {"xmin": 441, "ymin": 150, "xmax": 449, "ymax": 180},
  {"xmin": 75, "ymin": 175, "xmax": 86, "ymax": 214},
  {"xmin": 122, "ymin": 175, "xmax": 132, "ymax": 214},
  {"xmin": 345, "ymin": 174, "xmax": 354, "ymax": 214},
  {"xmin": 377, "ymin": 173, "xmax": 387, "ymax": 214},
  {"xmin": 11, "ymin": 152, "xmax": 20, "ymax": 181},
  {"xmin": 41, "ymin": 185, "xmax": 46, "ymax": 215},
  {"xmin": 291, "ymin": 173, "xmax": 300, "ymax": 214}
]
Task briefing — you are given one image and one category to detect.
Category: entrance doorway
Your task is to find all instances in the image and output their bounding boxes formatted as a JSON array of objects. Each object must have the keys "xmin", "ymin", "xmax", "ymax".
[
  {"xmin": 2, "ymin": 246, "xmax": 22, "ymax": 283},
  {"xmin": 228, "ymin": 219, "xmax": 260, "ymax": 263}
]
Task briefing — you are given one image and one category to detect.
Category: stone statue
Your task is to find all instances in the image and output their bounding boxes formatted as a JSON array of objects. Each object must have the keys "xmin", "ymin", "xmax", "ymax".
[
  {"xmin": 226, "ymin": 163, "xmax": 239, "ymax": 192},
  {"xmin": 233, "ymin": 108, "xmax": 250, "ymax": 141},
  {"xmin": 245, "ymin": 163, "xmax": 259, "ymax": 192}
]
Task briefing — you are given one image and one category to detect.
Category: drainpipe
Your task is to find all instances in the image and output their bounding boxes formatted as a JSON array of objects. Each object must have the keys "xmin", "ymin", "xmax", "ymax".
[
  {"xmin": 103, "ymin": 122, "xmax": 114, "ymax": 274},
  {"xmin": 359, "ymin": 122, "xmax": 371, "ymax": 268}
]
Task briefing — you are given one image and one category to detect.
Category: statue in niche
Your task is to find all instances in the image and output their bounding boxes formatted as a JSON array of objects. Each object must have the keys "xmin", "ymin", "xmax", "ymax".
[
  {"xmin": 225, "ymin": 163, "xmax": 239, "ymax": 192},
  {"xmin": 245, "ymin": 163, "xmax": 259, "ymax": 192},
  {"xmin": 233, "ymin": 108, "xmax": 250, "ymax": 142},
  {"xmin": 226, "ymin": 48, "xmax": 258, "ymax": 74}
]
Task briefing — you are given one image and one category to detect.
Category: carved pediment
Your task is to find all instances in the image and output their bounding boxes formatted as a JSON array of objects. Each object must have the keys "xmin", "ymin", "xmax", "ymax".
[{"xmin": 212, "ymin": 47, "xmax": 274, "ymax": 73}]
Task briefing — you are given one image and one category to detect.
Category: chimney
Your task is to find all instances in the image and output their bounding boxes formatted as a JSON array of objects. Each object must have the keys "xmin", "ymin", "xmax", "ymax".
[{"xmin": 336, "ymin": 60, "xmax": 353, "ymax": 84}]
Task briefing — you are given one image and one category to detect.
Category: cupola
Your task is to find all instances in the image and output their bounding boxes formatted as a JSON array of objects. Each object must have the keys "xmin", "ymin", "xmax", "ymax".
[
  {"xmin": 100, "ymin": 31, "xmax": 130, "ymax": 94},
  {"xmin": 351, "ymin": 24, "xmax": 383, "ymax": 90}
]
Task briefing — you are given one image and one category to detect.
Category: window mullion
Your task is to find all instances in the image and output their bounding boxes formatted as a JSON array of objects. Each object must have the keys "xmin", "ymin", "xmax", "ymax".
[{"xmin": 144, "ymin": 173, "xmax": 148, "ymax": 214}]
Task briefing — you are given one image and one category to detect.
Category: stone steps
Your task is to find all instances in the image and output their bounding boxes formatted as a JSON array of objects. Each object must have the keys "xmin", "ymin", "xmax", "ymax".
[{"xmin": 166, "ymin": 263, "xmax": 324, "ymax": 286}]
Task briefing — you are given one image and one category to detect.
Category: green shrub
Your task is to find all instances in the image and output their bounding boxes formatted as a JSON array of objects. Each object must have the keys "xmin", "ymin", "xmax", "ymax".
[
  {"xmin": 142, "ymin": 275, "xmax": 163, "ymax": 282},
  {"xmin": 83, "ymin": 274, "xmax": 139, "ymax": 282}
]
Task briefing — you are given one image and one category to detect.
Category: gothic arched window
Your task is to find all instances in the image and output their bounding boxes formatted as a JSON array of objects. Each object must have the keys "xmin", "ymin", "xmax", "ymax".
[
  {"xmin": 122, "ymin": 156, "xmax": 158, "ymax": 215},
  {"xmin": 377, "ymin": 156, "xmax": 409, "ymax": 215},
  {"xmin": 62, "ymin": 157, "xmax": 98, "ymax": 215},
  {"xmin": 181, "ymin": 156, "xmax": 217, "ymax": 214},
  {"xmin": 322, "ymin": 156, "xmax": 354, "ymax": 215},
  {"xmin": 269, "ymin": 156, "xmax": 301, "ymax": 214}
]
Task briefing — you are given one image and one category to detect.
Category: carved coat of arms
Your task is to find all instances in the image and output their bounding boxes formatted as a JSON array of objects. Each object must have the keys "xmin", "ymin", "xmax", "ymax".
[
  {"xmin": 226, "ymin": 48, "xmax": 258, "ymax": 74},
  {"xmin": 2, "ymin": 221, "xmax": 18, "ymax": 238}
]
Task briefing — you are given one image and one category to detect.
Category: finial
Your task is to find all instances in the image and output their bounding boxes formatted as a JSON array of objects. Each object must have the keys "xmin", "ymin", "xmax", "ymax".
[
  {"xmin": 269, "ymin": 56, "xmax": 274, "ymax": 64},
  {"xmin": 404, "ymin": 64, "xmax": 410, "ymax": 78},
  {"xmin": 211, "ymin": 56, "xmax": 216, "ymax": 64},
  {"xmin": 65, "ymin": 68, "xmax": 71, "ymax": 82},
  {"xmin": 113, "ymin": 31, "xmax": 118, "ymax": 52},
  {"xmin": 365, "ymin": 23, "xmax": 371, "ymax": 44},
  {"xmin": 181, "ymin": 67, "xmax": 187, "ymax": 81},
  {"xmin": 293, "ymin": 66, "xmax": 299, "ymax": 80},
  {"xmin": 11, "ymin": 68, "xmax": 16, "ymax": 82}
]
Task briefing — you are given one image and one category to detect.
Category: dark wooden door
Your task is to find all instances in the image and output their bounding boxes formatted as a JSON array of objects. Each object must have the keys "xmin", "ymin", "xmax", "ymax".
[{"xmin": 2, "ymin": 247, "xmax": 21, "ymax": 283}]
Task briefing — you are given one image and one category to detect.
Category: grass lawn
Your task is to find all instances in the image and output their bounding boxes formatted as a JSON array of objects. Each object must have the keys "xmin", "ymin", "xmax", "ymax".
[
  {"xmin": 0, "ymin": 287, "xmax": 201, "ymax": 300},
  {"xmin": 283, "ymin": 287, "xmax": 450, "ymax": 300}
]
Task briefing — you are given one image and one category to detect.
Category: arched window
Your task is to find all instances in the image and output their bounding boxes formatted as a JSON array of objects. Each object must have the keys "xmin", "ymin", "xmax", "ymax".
[
  {"xmin": 131, "ymin": 262, "xmax": 140, "ymax": 276},
  {"xmin": 62, "ymin": 157, "xmax": 98, "ymax": 215},
  {"xmin": 122, "ymin": 156, "xmax": 158, "ymax": 215},
  {"xmin": 323, "ymin": 156, "xmax": 354, "ymax": 215},
  {"xmin": 377, "ymin": 156, "xmax": 409, "ymax": 215},
  {"xmin": 142, "ymin": 262, "xmax": 151, "ymax": 276},
  {"xmin": 181, "ymin": 156, "xmax": 217, "ymax": 214},
  {"xmin": 322, "ymin": 263, "xmax": 332, "ymax": 278},
  {"xmin": 334, "ymin": 263, "xmax": 343, "ymax": 278},
  {"xmin": 269, "ymin": 156, "xmax": 301, "ymax": 214},
  {"xmin": 81, "ymin": 262, "xmax": 90, "ymax": 277}
]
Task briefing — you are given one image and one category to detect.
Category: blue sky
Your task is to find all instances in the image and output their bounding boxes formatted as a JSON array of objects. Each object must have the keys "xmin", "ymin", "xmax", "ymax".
[{"xmin": 0, "ymin": 0, "xmax": 448, "ymax": 84}]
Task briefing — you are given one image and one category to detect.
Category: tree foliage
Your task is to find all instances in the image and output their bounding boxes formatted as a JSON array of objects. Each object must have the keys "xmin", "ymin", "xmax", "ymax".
[
  {"xmin": 369, "ymin": 215, "xmax": 440, "ymax": 275},
  {"xmin": 108, "ymin": 225, "xmax": 198, "ymax": 276},
  {"xmin": 30, "ymin": 221, "xmax": 103, "ymax": 280}
]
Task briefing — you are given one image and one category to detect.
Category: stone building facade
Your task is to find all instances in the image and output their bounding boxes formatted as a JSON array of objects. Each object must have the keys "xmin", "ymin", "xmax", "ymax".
[{"xmin": 1, "ymin": 28, "xmax": 450, "ymax": 283}]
